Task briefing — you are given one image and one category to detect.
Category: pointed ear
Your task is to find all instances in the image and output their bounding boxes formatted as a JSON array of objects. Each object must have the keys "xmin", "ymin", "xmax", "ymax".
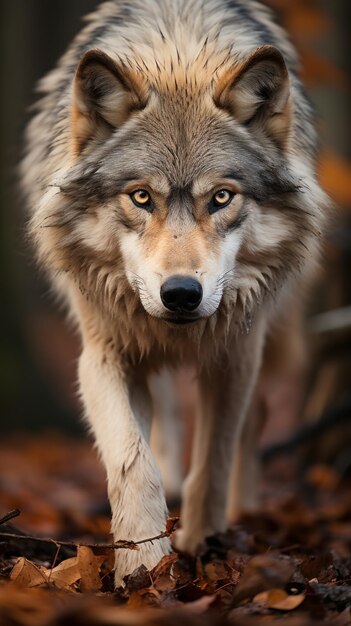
[
  {"xmin": 71, "ymin": 49, "xmax": 148, "ymax": 155},
  {"xmin": 214, "ymin": 46, "xmax": 291, "ymax": 149}
]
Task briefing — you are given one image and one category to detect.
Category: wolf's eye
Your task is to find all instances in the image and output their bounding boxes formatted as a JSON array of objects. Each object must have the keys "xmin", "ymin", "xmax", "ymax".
[
  {"xmin": 130, "ymin": 189, "xmax": 152, "ymax": 211},
  {"xmin": 209, "ymin": 189, "xmax": 235, "ymax": 214}
]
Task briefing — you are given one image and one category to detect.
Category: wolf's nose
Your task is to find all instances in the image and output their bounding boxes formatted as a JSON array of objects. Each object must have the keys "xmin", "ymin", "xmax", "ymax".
[{"xmin": 160, "ymin": 276, "xmax": 203, "ymax": 312}]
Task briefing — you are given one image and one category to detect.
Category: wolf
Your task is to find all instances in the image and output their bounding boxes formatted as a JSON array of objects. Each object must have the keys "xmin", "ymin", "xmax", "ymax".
[{"xmin": 21, "ymin": 0, "xmax": 328, "ymax": 585}]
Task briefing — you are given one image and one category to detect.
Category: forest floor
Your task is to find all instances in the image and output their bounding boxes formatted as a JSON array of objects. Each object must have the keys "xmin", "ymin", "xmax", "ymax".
[{"xmin": 0, "ymin": 433, "xmax": 351, "ymax": 626}]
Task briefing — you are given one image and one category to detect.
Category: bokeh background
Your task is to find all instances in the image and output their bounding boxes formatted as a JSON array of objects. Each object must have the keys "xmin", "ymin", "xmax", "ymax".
[{"xmin": 0, "ymin": 0, "xmax": 350, "ymax": 452}]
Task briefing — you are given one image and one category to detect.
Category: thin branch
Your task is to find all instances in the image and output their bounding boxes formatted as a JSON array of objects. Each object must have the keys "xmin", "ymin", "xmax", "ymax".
[
  {"xmin": 0, "ymin": 518, "xmax": 179, "ymax": 553},
  {"xmin": 0, "ymin": 509, "xmax": 21, "ymax": 526},
  {"xmin": 49, "ymin": 543, "xmax": 62, "ymax": 577}
]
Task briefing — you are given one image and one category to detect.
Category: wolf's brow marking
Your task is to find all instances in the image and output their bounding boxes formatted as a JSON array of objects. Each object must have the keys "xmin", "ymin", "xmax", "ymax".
[
  {"xmin": 222, "ymin": 171, "xmax": 244, "ymax": 181},
  {"xmin": 117, "ymin": 176, "xmax": 146, "ymax": 189}
]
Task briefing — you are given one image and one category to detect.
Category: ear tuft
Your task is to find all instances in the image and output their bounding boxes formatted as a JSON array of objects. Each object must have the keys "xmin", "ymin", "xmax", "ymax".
[
  {"xmin": 71, "ymin": 49, "xmax": 148, "ymax": 155},
  {"xmin": 214, "ymin": 45, "xmax": 291, "ymax": 149}
]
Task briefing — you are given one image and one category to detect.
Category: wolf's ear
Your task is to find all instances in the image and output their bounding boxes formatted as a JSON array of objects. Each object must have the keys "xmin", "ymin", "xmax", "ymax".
[
  {"xmin": 214, "ymin": 45, "xmax": 291, "ymax": 148},
  {"xmin": 71, "ymin": 49, "xmax": 148, "ymax": 155}
]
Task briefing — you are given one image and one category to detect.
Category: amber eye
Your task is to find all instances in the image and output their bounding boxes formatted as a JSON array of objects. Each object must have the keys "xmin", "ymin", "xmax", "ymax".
[
  {"xmin": 130, "ymin": 189, "xmax": 152, "ymax": 211},
  {"xmin": 209, "ymin": 189, "xmax": 235, "ymax": 214}
]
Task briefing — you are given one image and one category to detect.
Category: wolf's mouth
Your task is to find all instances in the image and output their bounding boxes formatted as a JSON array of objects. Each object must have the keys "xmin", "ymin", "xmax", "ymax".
[{"xmin": 163, "ymin": 316, "xmax": 201, "ymax": 326}]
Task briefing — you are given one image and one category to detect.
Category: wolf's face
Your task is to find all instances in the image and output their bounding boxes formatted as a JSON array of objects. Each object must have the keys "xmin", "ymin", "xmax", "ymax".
[
  {"xmin": 108, "ymin": 113, "xmax": 251, "ymax": 323},
  {"xmin": 53, "ymin": 46, "xmax": 312, "ymax": 325}
]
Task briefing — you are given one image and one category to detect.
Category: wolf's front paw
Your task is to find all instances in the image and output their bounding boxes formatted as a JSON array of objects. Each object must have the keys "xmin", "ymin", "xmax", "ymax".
[{"xmin": 114, "ymin": 536, "xmax": 172, "ymax": 587}]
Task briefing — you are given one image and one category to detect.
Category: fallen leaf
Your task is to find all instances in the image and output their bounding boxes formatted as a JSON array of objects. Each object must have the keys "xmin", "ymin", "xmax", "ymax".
[
  {"xmin": 48, "ymin": 557, "xmax": 81, "ymax": 590},
  {"xmin": 254, "ymin": 588, "xmax": 306, "ymax": 611},
  {"xmin": 127, "ymin": 588, "xmax": 161, "ymax": 609},
  {"xmin": 151, "ymin": 553, "xmax": 178, "ymax": 580},
  {"xmin": 124, "ymin": 564, "xmax": 151, "ymax": 593},
  {"xmin": 10, "ymin": 557, "xmax": 47, "ymax": 588},
  {"xmin": 204, "ymin": 561, "xmax": 229, "ymax": 581},
  {"xmin": 150, "ymin": 554, "xmax": 178, "ymax": 592},
  {"xmin": 10, "ymin": 556, "xmax": 83, "ymax": 592},
  {"xmin": 77, "ymin": 546, "xmax": 106, "ymax": 593},
  {"xmin": 232, "ymin": 554, "xmax": 294, "ymax": 604},
  {"xmin": 166, "ymin": 517, "xmax": 179, "ymax": 535}
]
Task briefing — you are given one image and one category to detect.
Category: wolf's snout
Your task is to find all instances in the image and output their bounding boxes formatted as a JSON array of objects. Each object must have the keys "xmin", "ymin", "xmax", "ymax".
[{"xmin": 160, "ymin": 276, "xmax": 203, "ymax": 312}]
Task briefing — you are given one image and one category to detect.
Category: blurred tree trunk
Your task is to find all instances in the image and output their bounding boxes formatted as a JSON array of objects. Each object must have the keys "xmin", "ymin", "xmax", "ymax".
[{"xmin": 0, "ymin": 1, "xmax": 96, "ymax": 431}]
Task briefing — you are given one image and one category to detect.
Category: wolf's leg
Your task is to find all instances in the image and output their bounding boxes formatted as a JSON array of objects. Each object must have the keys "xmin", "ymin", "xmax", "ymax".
[
  {"xmin": 149, "ymin": 369, "xmax": 183, "ymax": 504},
  {"xmin": 78, "ymin": 343, "xmax": 170, "ymax": 586},
  {"xmin": 176, "ymin": 317, "xmax": 266, "ymax": 553},
  {"xmin": 227, "ymin": 397, "xmax": 266, "ymax": 520},
  {"xmin": 228, "ymin": 301, "xmax": 306, "ymax": 519}
]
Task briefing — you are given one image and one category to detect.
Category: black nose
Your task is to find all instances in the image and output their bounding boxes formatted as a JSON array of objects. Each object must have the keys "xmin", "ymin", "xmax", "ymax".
[{"xmin": 160, "ymin": 275, "xmax": 203, "ymax": 313}]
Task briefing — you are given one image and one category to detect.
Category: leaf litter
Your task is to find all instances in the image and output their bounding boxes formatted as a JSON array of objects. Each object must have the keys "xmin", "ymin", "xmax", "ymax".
[{"xmin": 0, "ymin": 435, "xmax": 351, "ymax": 625}]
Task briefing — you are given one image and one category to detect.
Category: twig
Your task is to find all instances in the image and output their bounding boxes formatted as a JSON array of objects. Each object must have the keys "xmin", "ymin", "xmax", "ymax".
[
  {"xmin": 0, "ymin": 531, "xmax": 162, "ymax": 551},
  {"xmin": 49, "ymin": 543, "xmax": 62, "ymax": 579},
  {"xmin": 0, "ymin": 509, "xmax": 21, "ymax": 526},
  {"xmin": 0, "ymin": 518, "xmax": 179, "ymax": 553}
]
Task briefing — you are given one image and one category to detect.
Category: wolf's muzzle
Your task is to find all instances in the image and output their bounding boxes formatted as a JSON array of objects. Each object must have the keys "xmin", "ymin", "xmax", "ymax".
[{"xmin": 160, "ymin": 275, "xmax": 203, "ymax": 313}]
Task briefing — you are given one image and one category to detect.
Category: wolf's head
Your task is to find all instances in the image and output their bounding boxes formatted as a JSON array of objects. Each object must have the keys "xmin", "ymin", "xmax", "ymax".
[{"xmin": 36, "ymin": 45, "xmax": 324, "ymax": 329}]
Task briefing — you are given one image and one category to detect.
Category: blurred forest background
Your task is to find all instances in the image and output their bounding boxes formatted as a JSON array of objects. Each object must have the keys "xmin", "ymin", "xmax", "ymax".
[{"xmin": 0, "ymin": 0, "xmax": 351, "ymax": 441}]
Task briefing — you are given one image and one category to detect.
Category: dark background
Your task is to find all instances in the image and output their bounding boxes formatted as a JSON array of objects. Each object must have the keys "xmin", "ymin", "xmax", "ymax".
[{"xmin": 0, "ymin": 0, "xmax": 350, "ymax": 434}]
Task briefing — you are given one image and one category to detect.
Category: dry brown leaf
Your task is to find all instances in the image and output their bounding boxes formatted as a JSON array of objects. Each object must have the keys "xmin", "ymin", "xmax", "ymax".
[
  {"xmin": 232, "ymin": 555, "xmax": 294, "ymax": 603},
  {"xmin": 204, "ymin": 561, "xmax": 229, "ymax": 581},
  {"xmin": 151, "ymin": 553, "xmax": 178, "ymax": 579},
  {"xmin": 149, "ymin": 553, "xmax": 179, "ymax": 592},
  {"xmin": 151, "ymin": 554, "xmax": 178, "ymax": 591},
  {"xmin": 153, "ymin": 574, "xmax": 177, "ymax": 592},
  {"xmin": 77, "ymin": 546, "xmax": 106, "ymax": 593},
  {"xmin": 166, "ymin": 517, "xmax": 179, "ymax": 535},
  {"xmin": 10, "ymin": 557, "xmax": 48, "ymax": 588},
  {"xmin": 9, "ymin": 555, "xmax": 83, "ymax": 592},
  {"xmin": 124, "ymin": 564, "xmax": 152, "ymax": 593},
  {"xmin": 254, "ymin": 588, "xmax": 306, "ymax": 611},
  {"xmin": 127, "ymin": 588, "xmax": 161, "ymax": 609},
  {"xmin": 270, "ymin": 592, "xmax": 306, "ymax": 611},
  {"xmin": 254, "ymin": 588, "xmax": 287, "ymax": 605},
  {"xmin": 48, "ymin": 557, "xmax": 81, "ymax": 590}
]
